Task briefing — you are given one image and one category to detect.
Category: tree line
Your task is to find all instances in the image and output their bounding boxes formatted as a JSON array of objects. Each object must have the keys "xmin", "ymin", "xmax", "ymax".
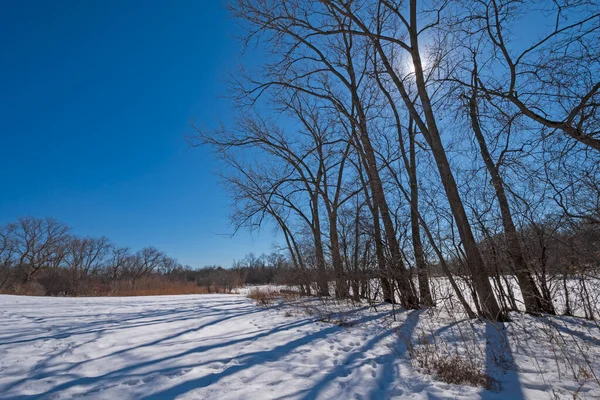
[
  {"xmin": 0, "ymin": 217, "xmax": 291, "ymax": 296},
  {"xmin": 0, "ymin": 216, "xmax": 185, "ymax": 295},
  {"xmin": 194, "ymin": 0, "xmax": 600, "ymax": 321}
]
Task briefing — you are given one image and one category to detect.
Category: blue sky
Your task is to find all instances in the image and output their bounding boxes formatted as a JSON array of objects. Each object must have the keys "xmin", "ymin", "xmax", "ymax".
[{"xmin": 0, "ymin": 0, "xmax": 278, "ymax": 267}]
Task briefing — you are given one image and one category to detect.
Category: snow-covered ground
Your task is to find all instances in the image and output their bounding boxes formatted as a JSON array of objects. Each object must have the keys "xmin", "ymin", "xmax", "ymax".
[{"xmin": 0, "ymin": 293, "xmax": 599, "ymax": 399}]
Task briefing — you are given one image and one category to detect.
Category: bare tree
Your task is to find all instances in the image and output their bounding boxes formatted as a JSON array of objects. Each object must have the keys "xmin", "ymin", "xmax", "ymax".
[
  {"xmin": 320, "ymin": 0, "xmax": 503, "ymax": 319},
  {"xmin": 466, "ymin": 60, "xmax": 555, "ymax": 314},
  {"xmin": 11, "ymin": 217, "xmax": 70, "ymax": 284},
  {"xmin": 0, "ymin": 224, "xmax": 17, "ymax": 290},
  {"xmin": 107, "ymin": 246, "xmax": 130, "ymax": 287},
  {"xmin": 128, "ymin": 247, "xmax": 164, "ymax": 289},
  {"xmin": 65, "ymin": 236, "xmax": 111, "ymax": 283},
  {"xmin": 229, "ymin": 0, "xmax": 420, "ymax": 308},
  {"xmin": 469, "ymin": 0, "xmax": 600, "ymax": 151}
]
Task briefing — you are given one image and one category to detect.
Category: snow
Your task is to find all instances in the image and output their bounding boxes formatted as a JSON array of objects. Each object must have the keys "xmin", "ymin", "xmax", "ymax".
[{"xmin": 0, "ymin": 293, "xmax": 598, "ymax": 399}]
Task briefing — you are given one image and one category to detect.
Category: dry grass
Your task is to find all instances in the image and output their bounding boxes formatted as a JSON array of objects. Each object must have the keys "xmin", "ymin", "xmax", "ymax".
[
  {"xmin": 317, "ymin": 312, "xmax": 355, "ymax": 327},
  {"xmin": 279, "ymin": 289, "xmax": 301, "ymax": 302},
  {"xmin": 247, "ymin": 288, "xmax": 279, "ymax": 307},
  {"xmin": 109, "ymin": 280, "xmax": 234, "ymax": 297},
  {"xmin": 10, "ymin": 281, "xmax": 46, "ymax": 296},
  {"xmin": 405, "ymin": 331, "xmax": 496, "ymax": 390},
  {"xmin": 3, "ymin": 275, "xmax": 240, "ymax": 297},
  {"xmin": 106, "ymin": 278, "xmax": 201, "ymax": 296},
  {"xmin": 413, "ymin": 350, "xmax": 495, "ymax": 389},
  {"xmin": 109, "ymin": 285, "xmax": 202, "ymax": 296}
]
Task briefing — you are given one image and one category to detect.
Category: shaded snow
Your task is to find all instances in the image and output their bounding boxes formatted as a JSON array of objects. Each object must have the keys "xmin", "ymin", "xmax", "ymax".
[{"xmin": 0, "ymin": 294, "xmax": 598, "ymax": 399}]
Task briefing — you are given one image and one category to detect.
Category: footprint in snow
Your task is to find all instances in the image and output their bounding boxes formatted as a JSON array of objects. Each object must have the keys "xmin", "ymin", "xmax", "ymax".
[
  {"xmin": 164, "ymin": 368, "xmax": 191, "ymax": 379},
  {"xmin": 209, "ymin": 362, "xmax": 225, "ymax": 370},
  {"xmin": 296, "ymin": 370, "xmax": 313, "ymax": 378},
  {"xmin": 87, "ymin": 386, "xmax": 104, "ymax": 394}
]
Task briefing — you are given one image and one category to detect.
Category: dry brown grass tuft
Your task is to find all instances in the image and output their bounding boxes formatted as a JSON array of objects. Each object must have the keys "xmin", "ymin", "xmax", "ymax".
[
  {"xmin": 414, "ymin": 351, "xmax": 495, "ymax": 389},
  {"xmin": 108, "ymin": 278, "xmax": 231, "ymax": 297},
  {"xmin": 247, "ymin": 288, "xmax": 279, "ymax": 307},
  {"xmin": 279, "ymin": 289, "xmax": 301, "ymax": 302},
  {"xmin": 12, "ymin": 281, "xmax": 46, "ymax": 296},
  {"xmin": 406, "ymin": 332, "xmax": 496, "ymax": 390}
]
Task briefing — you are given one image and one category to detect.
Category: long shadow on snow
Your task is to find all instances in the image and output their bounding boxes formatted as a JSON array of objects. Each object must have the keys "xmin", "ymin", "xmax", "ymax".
[
  {"xmin": 139, "ymin": 311, "xmax": 392, "ymax": 400},
  {"xmin": 0, "ymin": 307, "xmax": 225, "ymax": 344},
  {"xmin": 60, "ymin": 306, "xmax": 264, "ymax": 368},
  {"xmin": 480, "ymin": 321, "xmax": 525, "ymax": 400},
  {"xmin": 546, "ymin": 318, "xmax": 600, "ymax": 344},
  {"xmin": 1, "ymin": 307, "xmax": 262, "ymax": 393},
  {"xmin": 367, "ymin": 309, "xmax": 423, "ymax": 399},
  {"xmin": 3, "ymin": 314, "xmax": 316, "ymax": 399},
  {"xmin": 33, "ymin": 307, "xmax": 263, "ymax": 379},
  {"xmin": 283, "ymin": 309, "xmax": 424, "ymax": 400},
  {"xmin": 1, "ymin": 300, "xmax": 258, "ymax": 345}
]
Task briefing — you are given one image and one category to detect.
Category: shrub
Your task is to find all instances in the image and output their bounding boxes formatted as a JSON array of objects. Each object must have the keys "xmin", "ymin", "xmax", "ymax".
[
  {"xmin": 279, "ymin": 289, "xmax": 301, "ymax": 302},
  {"xmin": 405, "ymin": 332, "xmax": 496, "ymax": 390},
  {"xmin": 109, "ymin": 276, "xmax": 204, "ymax": 296},
  {"xmin": 247, "ymin": 288, "xmax": 278, "ymax": 307},
  {"xmin": 14, "ymin": 281, "xmax": 46, "ymax": 296}
]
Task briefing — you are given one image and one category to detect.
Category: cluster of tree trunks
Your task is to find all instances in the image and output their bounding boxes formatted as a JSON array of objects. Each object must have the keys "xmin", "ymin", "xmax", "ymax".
[{"xmin": 191, "ymin": 0, "xmax": 599, "ymax": 321}]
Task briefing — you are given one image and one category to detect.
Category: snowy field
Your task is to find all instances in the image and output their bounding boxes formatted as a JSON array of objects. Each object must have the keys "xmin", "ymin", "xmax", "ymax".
[{"xmin": 1, "ymin": 293, "xmax": 599, "ymax": 399}]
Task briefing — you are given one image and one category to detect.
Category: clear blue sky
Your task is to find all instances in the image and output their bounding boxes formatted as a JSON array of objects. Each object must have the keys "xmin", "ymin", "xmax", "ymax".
[{"xmin": 0, "ymin": 0, "xmax": 278, "ymax": 267}]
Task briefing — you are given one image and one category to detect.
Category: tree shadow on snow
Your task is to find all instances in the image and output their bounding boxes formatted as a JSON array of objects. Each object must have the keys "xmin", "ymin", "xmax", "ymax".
[
  {"xmin": 1, "ymin": 300, "xmax": 268, "ymax": 398},
  {"xmin": 2, "ymin": 299, "xmax": 536, "ymax": 400},
  {"xmin": 480, "ymin": 321, "xmax": 525, "ymax": 400},
  {"xmin": 270, "ymin": 309, "xmax": 424, "ymax": 400}
]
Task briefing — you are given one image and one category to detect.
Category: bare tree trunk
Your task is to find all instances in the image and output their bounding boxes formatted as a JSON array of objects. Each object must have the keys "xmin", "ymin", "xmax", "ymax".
[
  {"xmin": 338, "ymin": 0, "xmax": 502, "ymax": 319},
  {"xmin": 356, "ymin": 155, "xmax": 395, "ymax": 304},
  {"xmin": 410, "ymin": 198, "xmax": 477, "ymax": 318},
  {"xmin": 312, "ymin": 191, "xmax": 330, "ymax": 297},
  {"xmin": 374, "ymin": 59, "xmax": 434, "ymax": 308},
  {"xmin": 334, "ymin": 22, "xmax": 419, "ymax": 308},
  {"xmin": 354, "ymin": 116, "xmax": 419, "ymax": 308},
  {"xmin": 351, "ymin": 280, "xmax": 360, "ymax": 302},
  {"xmin": 402, "ymin": 1, "xmax": 502, "ymax": 319},
  {"xmin": 328, "ymin": 210, "xmax": 348, "ymax": 298},
  {"xmin": 408, "ymin": 126, "xmax": 434, "ymax": 306},
  {"xmin": 468, "ymin": 77, "xmax": 554, "ymax": 315}
]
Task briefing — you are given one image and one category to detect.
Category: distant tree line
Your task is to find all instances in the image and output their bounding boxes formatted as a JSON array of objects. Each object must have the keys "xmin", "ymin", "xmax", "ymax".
[
  {"xmin": 0, "ymin": 217, "xmax": 291, "ymax": 296},
  {"xmin": 194, "ymin": 0, "xmax": 600, "ymax": 321},
  {"xmin": 166, "ymin": 253, "xmax": 298, "ymax": 292}
]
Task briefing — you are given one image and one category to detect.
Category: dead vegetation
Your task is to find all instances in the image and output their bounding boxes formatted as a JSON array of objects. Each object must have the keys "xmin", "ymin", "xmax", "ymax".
[
  {"xmin": 247, "ymin": 288, "xmax": 279, "ymax": 307},
  {"xmin": 107, "ymin": 278, "xmax": 231, "ymax": 297},
  {"xmin": 404, "ymin": 330, "xmax": 496, "ymax": 390},
  {"xmin": 4, "ymin": 277, "xmax": 240, "ymax": 297}
]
